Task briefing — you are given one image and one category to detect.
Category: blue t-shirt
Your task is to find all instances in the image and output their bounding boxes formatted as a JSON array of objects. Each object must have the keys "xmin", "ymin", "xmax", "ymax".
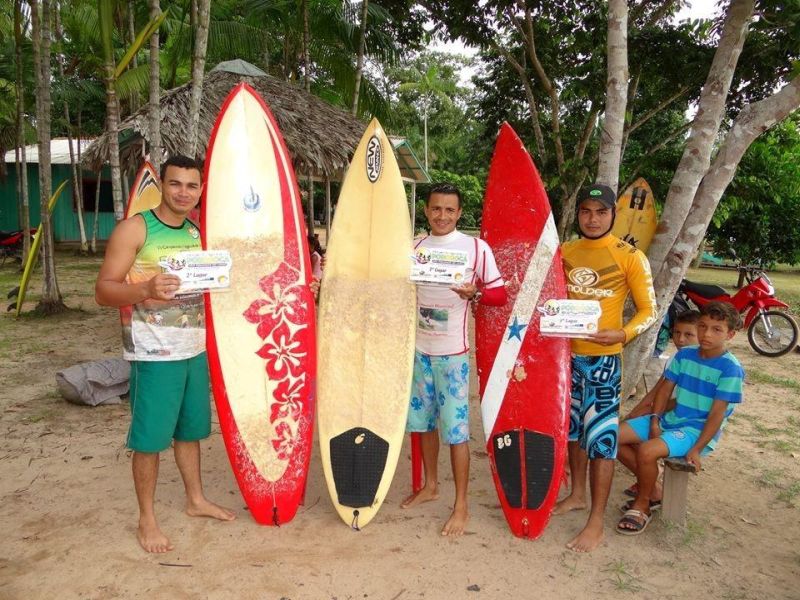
[{"xmin": 662, "ymin": 346, "xmax": 744, "ymax": 451}]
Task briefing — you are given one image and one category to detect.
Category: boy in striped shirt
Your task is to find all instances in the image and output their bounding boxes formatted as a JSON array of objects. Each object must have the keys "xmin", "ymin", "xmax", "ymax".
[{"xmin": 616, "ymin": 301, "xmax": 745, "ymax": 535}]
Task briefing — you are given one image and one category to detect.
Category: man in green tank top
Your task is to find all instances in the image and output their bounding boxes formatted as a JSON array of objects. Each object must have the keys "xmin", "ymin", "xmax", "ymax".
[{"xmin": 96, "ymin": 155, "xmax": 235, "ymax": 554}]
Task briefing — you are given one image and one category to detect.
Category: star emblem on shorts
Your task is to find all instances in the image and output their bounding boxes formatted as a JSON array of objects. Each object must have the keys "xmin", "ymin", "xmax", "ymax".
[{"xmin": 507, "ymin": 316, "xmax": 528, "ymax": 341}]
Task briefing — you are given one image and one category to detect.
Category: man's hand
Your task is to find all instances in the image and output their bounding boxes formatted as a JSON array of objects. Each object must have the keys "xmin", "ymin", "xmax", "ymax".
[
  {"xmin": 685, "ymin": 448, "xmax": 702, "ymax": 472},
  {"xmin": 585, "ymin": 328, "xmax": 626, "ymax": 346},
  {"xmin": 450, "ymin": 282, "xmax": 478, "ymax": 301},
  {"xmin": 146, "ymin": 273, "xmax": 182, "ymax": 301}
]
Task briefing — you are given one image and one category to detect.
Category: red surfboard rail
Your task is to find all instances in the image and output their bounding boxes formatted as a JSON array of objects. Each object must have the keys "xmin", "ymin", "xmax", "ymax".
[
  {"xmin": 475, "ymin": 123, "xmax": 570, "ymax": 539},
  {"xmin": 202, "ymin": 83, "xmax": 315, "ymax": 525}
]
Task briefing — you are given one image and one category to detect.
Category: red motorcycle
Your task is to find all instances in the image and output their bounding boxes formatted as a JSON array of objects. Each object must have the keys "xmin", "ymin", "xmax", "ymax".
[{"xmin": 678, "ymin": 266, "xmax": 799, "ymax": 357}]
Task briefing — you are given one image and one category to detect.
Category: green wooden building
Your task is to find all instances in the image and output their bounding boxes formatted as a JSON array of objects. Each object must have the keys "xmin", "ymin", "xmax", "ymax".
[{"xmin": 2, "ymin": 139, "xmax": 117, "ymax": 242}]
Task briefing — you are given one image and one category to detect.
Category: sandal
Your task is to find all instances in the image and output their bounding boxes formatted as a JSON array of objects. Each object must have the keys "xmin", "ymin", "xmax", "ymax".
[
  {"xmin": 616, "ymin": 509, "xmax": 652, "ymax": 536},
  {"xmin": 623, "ymin": 484, "xmax": 638, "ymax": 498},
  {"xmin": 620, "ymin": 498, "xmax": 661, "ymax": 513}
]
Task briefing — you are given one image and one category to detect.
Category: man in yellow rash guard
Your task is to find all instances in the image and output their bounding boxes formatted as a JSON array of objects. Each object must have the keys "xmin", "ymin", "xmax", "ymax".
[{"xmin": 553, "ymin": 183, "xmax": 657, "ymax": 553}]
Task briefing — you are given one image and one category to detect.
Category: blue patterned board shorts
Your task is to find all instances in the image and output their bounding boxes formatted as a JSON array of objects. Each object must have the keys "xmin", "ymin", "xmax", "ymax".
[
  {"xmin": 406, "ymin": 351, "xmax": 470, "ymax": 445},
  {"xmin": 569, "ymin": 354, "xmax": 622, "ymax": 459}
]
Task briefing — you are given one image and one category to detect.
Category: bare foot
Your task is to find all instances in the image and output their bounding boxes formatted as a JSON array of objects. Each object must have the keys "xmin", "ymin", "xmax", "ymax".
[
  {"xmin": 137, "ymin": 519, "xmax": 174, "ymax": 554},
  {"xmin": 565, "ymin": 521, "xmax": 604, "ymax": 553},
  {"xmin": 186, "ymin": 497, "xmax": 236, "ymax": 521},
  {"xmin": 400, "ymin": 486, "xmax": 439, "ymax": 509},
  {"xmin": 552, "ymin": 494, "xmax": 587, "ymax": 515},
  {"xmin": 441, "ymin": 504, "xmax": 469, "ymax": 537}
]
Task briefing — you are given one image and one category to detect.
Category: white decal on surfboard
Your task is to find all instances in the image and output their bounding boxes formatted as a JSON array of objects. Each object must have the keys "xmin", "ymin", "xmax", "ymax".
[
  {"xmin": 480, "ymin": 215, "xmax": 560, "ymax": 442},
  {"xmin": 366, "ymin": 135, "xmax": 383, "ymax": 183},
  {"xmin": 243, "ymin": 185, "xmax": 262, "ymax": 212}
]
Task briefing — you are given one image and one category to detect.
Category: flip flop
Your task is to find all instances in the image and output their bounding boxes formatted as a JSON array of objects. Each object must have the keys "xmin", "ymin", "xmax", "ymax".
[
  {"xmin": 616, "ymin": 509, "xmax": 652, "ymax": 536},
  {"xmin": 620, "ymin": 498, "xmax": 661, "ymax": 513}
]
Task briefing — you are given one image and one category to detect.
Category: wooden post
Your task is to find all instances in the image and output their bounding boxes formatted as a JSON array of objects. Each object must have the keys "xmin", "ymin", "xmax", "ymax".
[
  {"xmin": 307, "ymin": 175, "xmax": 314, "ymax": 233},
  {"xmin": 325, "ymin": 177, "xmax": 331, "ymax": 246},
  {"xmin": 662, "ymin": 457, "xmax": 697, "ymax": 527},
  {"xmin": 410, "ymin": 180, "xmax": 417, "ymax": 235}
]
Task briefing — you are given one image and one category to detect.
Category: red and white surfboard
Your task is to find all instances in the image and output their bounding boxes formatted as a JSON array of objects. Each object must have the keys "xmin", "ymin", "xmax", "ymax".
[
  {"xmin": 475, "ymin": 123, "xmax": 571, "ymax": 539},
  {"xmin": 202, "ymin": 83, "xmax": 315, "ymax": 525}
]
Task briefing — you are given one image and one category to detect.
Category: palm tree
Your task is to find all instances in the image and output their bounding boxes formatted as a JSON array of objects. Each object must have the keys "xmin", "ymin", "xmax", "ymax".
[
  {"xmin": 148, "ymin": 0, "xmax": 162, "ymax": 171},
  {"xmin": 398, "ymin": 63, "xmax": 456, "ymax": 170},
  {"xmin": 13, "ymin": 0, "xmax": 31, "ymax": 264},
  {"xmin": 31, "ymin": 0, "xmax": 65, "ymax": 313},
  {"xmin": 187, "ymin": 0, "xmax": 210, "ymax": 157},
  {"xmin": 351, "ymin": 0, "xmax": 369, "ymax": 115}
]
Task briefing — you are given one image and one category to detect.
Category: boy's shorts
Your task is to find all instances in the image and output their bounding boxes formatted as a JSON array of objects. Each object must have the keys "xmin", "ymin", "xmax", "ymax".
[
  {"xmin": 624, "ymin": 415, "xmax": 712, "ymax": 457},
  {"xmin": 406, "ymin": 351, "xmax": 470, "ymax": 445},
  {"xmin": 569, "ymin": 353, "xmax": 622, "ymax": 459},
  {"xmin": 127, "ymin": 352, "xmax": 211, "ymax": 453}
]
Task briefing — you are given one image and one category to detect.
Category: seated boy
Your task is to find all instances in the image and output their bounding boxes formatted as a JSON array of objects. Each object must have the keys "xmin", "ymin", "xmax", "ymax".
[
  {"xmin": 616, "ymin": 301, "xmax": 744, "ymax": 535},
  {"xmin": 619, "ymin": 310, "xmax": 701, "ymax": 500}
]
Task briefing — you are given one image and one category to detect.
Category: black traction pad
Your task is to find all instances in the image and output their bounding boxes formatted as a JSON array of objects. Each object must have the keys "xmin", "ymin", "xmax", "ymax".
[
  {"xmin": 492, "ymin": 430, "xmax": 522, "ymax": 508},
  {"xmin": 329, "ymin": 427, "xmax": 389, "ymax": 508},
  {"xmin": 524, "ymin": 430, "xmax": 555, "ymax": 510},
  {"xmin": 492, "ymin": 429, "xmax": 556, "ymax": 510}
]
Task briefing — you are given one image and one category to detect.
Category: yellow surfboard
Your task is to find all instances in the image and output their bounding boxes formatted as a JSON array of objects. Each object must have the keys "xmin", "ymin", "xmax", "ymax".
[
  {"xmin": 317, "ymin": 119, "xmax": 416, "ymax": 529},
  {"xmin": 612, "ymin": 178, "xmax": 658, "ymax": 252},
  {"xmin": 13, "ymin": 180, "xmax": 68, "ymax": 317}
]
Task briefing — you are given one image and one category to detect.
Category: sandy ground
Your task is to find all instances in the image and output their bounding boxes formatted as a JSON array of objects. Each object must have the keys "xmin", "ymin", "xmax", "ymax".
[{"xmin": 2, "ymin": 255, "xmax": 800, "ymax": 600}]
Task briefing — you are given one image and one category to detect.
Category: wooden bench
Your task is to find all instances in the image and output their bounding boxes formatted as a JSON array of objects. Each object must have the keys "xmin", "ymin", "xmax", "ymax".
[{"xmin": 661, "ymin": 457, "xmax": 699, "ymax": 526}]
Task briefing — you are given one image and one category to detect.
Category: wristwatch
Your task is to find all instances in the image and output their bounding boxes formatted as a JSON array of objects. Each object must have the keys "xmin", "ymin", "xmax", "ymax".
[{"xmin": 471, "ymin": 289, "xmax": 483, "ymax": 304}]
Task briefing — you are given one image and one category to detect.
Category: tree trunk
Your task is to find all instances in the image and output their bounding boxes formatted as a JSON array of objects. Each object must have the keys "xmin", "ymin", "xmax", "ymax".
[
  {"xmin": 32, "ymin": 0, "xmax": 65, "ymax": 314},
  {"xmin": 622, "ymin": 0, "xmax": 774, "ymax": 398},
  {"xmin": 351, "ymin": 0, "xmax": 369, "ymax": 115},
  {"xmin": 91, "ymin": 173, "xmax": 101, "ymax": 254},
  {"xmin": 99, "ymin": 0, "xmax": 125, "ymax": 220},
  {"xmin": 148, "ymin": 0, "xmax": 162, "ymax": 171},
  {"xmin": 596, "ymin": 0, "xmax": 628, "ymax": 193},
  {"xmin": 56, "ymin": 3, "xmax": 88, "ymax": 254},
  {"xmin": 186, "ymin": 0, "xmax": 210, "ymax": 157},
  {"xmin": 127, "ymin": 1, "xmax": 139, "ymax": 112},
  {"xmin": 14, "ymin": 0, "xmax": 31, "ymax": 265},
  {"xmin": 302, "ymin": 0, "xmax": 311, "ymax": 93},
  {"xmin": 646, "ymin": 0, "xmax": 755, "ymax": 276}
]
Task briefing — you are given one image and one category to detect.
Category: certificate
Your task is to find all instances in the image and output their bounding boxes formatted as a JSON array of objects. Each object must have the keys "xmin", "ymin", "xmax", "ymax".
[
  {"xmin": 537, "ymin": 299, "xmax": 602, "ymax": 338},
  {"xmin": 410, "ymin": 247, "xmax": 469, "ymax": 286},
  {"xmin": 160, "ymin": 250, "xmax": 232, "ymax": 294}
]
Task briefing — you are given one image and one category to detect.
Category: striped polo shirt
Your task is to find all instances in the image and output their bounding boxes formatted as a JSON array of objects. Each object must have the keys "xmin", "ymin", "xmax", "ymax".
[{"xmin": 662, "ymin": 346, "xmax": 745, "ymax": 450}]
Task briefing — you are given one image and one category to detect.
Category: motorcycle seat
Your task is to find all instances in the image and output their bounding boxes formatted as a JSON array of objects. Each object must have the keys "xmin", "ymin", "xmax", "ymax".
[{"xmin": 681, "ymin": 279, "xmax": 728, "ymax": 299}]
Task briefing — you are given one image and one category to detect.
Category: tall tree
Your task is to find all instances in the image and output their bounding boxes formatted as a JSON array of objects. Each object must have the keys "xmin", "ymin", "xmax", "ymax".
[
  {"xmin": 351, "ymin": 0, "xmax": 369, "ymax": 115},
  {"xmin": 13, "ymin": 0, "xmax": 31, "ymax": 265},
  {"xmin": 55, "ymin": 1, "xmax": 88, "ymax": 254},
  {"xmin": 31, "ymin": 0, "xmax": 65, "ymax": 313},
  {"xmin": 595, "ymin": 0, "xmax": 628, "ymax": 194},
  {"xmin": 187, "ymin": 0, "xmax": 210, "ymax": 157},
  {"xmin": 98, "ymin": 0, "xmax": 124, "ymax": 219},
  {"xmin": 148, "ymin": 0, "xmax": 162, "ymax": 171}
]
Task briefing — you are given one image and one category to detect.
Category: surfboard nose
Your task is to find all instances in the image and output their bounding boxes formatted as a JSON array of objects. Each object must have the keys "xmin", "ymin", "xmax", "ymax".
[{"xmin": 329, "ymin": 427, "xmax": 389, "ymax": 508}]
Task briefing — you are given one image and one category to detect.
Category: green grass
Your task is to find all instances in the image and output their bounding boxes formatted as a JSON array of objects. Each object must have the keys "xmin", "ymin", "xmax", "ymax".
[
  {"xmin": 746, "ymin": 369, "xmax": 800, "ymax": 392},
  {"xmin": 603, "ymin": 560, "xmax": 643, "ymax": 593},
  {"xmin": 777, "ymin": 481, "xmax": 800, "ymax": 506},
  {"xmin": 757, "ymin": 468, "xmax": 784, "ymax": 489}
]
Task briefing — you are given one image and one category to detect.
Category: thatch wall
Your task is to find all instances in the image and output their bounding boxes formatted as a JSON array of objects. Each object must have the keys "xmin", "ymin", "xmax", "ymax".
[{"xmin": 83, "ymin": 66, "xmax": 364, "ymax": 179}]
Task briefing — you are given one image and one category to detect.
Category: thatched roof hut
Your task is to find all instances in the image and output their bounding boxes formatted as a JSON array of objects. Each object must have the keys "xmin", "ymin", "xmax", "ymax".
[{"xmin": 83, "ymin": 60, "xmax": 367, "ymax": 180}]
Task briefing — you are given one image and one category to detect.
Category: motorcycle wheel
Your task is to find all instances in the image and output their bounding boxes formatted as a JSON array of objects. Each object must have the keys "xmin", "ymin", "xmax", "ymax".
[{"xmin": 747, "ymin": 310, "xmax": 799, "ymax": 357}]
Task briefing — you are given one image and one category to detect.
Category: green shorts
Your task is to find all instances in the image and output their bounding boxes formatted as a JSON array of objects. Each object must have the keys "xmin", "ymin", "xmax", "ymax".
[{"xmin": 127, "ymin": 352, "xmax": 211, "ymax": 453}]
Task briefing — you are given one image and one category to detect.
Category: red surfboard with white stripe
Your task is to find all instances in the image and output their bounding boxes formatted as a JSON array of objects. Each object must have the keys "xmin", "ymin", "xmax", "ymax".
[
  {"xmin": 475, "ymin": 123, "xmax": 570, "ymax": 539},
  {"xmin": 202, "ymin": 83, "xmax": 315, "ymax": 525}
]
